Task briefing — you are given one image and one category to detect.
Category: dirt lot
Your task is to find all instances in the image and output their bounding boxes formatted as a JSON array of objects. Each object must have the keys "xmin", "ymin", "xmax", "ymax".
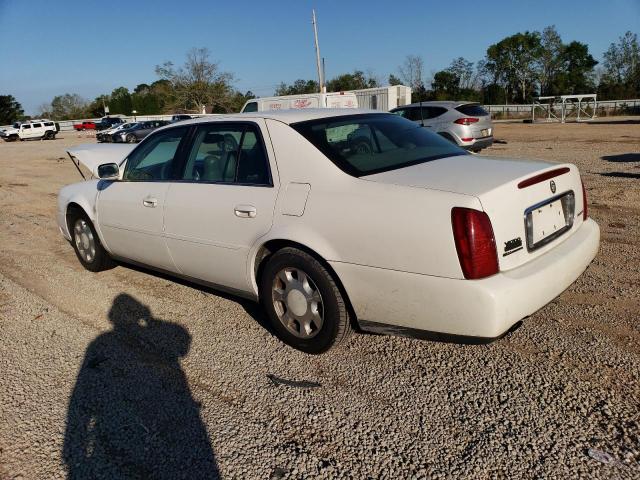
[{"xmin": 0, "ymin": 119, "xmax": 639, "ymax": 479}]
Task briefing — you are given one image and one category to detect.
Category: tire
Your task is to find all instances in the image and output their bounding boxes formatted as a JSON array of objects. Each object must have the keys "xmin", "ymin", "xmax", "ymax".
[
  {"xmin": 69, "ymin": 212, "xmax": 114, "ymax": 272},
  {"xmin": 259, "ymin": 247, "xmax": 352, "ymax": 354},
  {"xmin": 44, "ymin": 131, "xmax": 54, "ymax": 140},
  {"xmin": 126, "ymin": 133, "xmax": 137, "ymax": 143}
]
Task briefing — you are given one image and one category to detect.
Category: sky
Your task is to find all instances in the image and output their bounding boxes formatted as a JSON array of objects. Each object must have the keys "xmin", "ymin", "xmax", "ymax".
[{"xmin": 0, "ymin": 0, "xmax": 638, "ymax": 114}]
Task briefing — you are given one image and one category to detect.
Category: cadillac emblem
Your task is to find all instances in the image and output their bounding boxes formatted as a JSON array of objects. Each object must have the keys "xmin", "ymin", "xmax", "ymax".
[{"xmin": 550, "ymin": 180, "xmax": 556, "ymax": 194}]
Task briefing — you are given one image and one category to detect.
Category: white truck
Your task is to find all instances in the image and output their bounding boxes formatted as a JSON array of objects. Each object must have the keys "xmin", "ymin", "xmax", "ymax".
[
  {"xmin": 241, "ymin": 92, "xmax": 358, "ymax": 113},
  {"xmin": 1, "ymin": 120, "xmax": 57, "ymax": 141},
  {"xmin": 347, "ymin": 85, "xmax": 412, "ymax": 111}
]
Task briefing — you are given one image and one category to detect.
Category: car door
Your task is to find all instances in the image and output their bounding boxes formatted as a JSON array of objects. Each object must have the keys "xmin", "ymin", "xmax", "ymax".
[
  {"xmin": 163, "ymin": 120, "xmax": 278, "ymax": 292},
  {"xmin": 96, "ymin": 126, "xmax": 190, "ymax": 271},
  {"xmin": 20, "ymin": 124, "xmax": 35, "ymax": 139}
]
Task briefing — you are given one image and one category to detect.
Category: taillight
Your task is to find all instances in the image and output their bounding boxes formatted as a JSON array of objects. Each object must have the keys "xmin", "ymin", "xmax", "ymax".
[
  {"xmin": 451, "ymin": 207, "xmax": 499, "ymax": 279},
  {"xmin": 454, "ymin": 117, "xmax": 479, "ymax": 126},
  {"xmin": 581, "ymin": 179, "xmax": 588, "ymax": 220}
]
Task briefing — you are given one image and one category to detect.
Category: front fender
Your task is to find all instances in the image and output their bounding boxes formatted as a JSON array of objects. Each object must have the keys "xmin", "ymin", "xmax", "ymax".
[{"xmin": 57, "ymin": 180, "xmax": 101, "ymax": 241}]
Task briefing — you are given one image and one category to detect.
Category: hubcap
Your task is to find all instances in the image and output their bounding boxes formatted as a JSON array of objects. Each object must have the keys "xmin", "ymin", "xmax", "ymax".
[
  {"xmin": 272, "ymin": 267, "xmax": 324, "ymax": 339},
  {"xmin": 73, "ymin": 218, "xmax": 96, "ymax": 263}
]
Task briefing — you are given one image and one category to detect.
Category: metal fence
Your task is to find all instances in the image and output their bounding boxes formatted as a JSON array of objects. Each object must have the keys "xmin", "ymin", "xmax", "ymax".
[{"xmin": 484, "ymin": 98, "xmax": 640, "ymax": 120}]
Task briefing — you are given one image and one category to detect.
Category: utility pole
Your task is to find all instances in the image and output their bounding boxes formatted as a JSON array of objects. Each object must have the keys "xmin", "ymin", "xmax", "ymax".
[{"xmin": 312, "ymin": 9, "xmax": 325, "ymax": 93}]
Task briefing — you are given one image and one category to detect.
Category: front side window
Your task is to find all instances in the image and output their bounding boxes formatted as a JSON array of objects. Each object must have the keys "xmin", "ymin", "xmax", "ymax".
[
  {"xmin": 22, "ymin": 124, "xmax": 31, "ymax": 129},
  {"xmin": 124, "ymin": 127, "xmax": 188, "ymax": 181},
  {"xmin": 182, "ymin": 123, "xmax": 270, "ymax": 185},
  {"xmin": 292, "ymin": 113, "xmax": 467, "ymax": 177}
]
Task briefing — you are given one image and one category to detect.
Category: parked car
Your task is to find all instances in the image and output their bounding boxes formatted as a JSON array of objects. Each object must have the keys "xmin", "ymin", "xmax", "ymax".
[
  {"xmin": 1, "ymin": 120, "xmax": 57, "ymax": 141},
  {"xmin": 171, "ymin": 114, "xmax": 193, "ymax": 123},
  {"xmin": 96, "ymin": 122, "xmax": 136, "ymax": 143},
  {"xmin": 113, "ymin": 120, "xmax": 169, "ymax": 143},
  {"xmin": 74, "ymin": 121, "xmax": 96, "ymax": 131},
  {"xmin": 96, "ymin": 117, "xmax": 125, "ymax": 131},
  {"xmin": 391, "ymin": 101, "xmax": 493, "ymax": 152},
  {"xmin": 241, "ymin": 92, "xmax": 358, "ymax": 113},
  {"xmin": 58, "ymin": 109, "xmax": 599, "ymax": 353}
]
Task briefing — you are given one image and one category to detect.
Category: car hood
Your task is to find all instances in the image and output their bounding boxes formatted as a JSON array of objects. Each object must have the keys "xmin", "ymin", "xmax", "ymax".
[
  {"xmin": 361, "ymin": 154, "xmax": 553, "ymax": 197},
  {"xmin": 67, "ymin": 143, "xmax": 136, "ymax": 178}
]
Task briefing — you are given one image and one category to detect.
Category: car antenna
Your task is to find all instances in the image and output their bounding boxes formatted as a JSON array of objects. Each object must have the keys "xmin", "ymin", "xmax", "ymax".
[{"xmin": 419, "ymin": 100, "xmax": 424, "ymax": 127}]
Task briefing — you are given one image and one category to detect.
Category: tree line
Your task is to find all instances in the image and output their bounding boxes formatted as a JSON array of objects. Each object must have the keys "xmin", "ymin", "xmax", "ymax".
[{"xmin": 1, "ymin": 28, "xmax": 638, "ymax": 124}]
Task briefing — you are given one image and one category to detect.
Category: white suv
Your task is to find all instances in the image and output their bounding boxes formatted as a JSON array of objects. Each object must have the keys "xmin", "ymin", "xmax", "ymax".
[{"xmin": 1, "ymin": 120, "xmax": 57, "ymax": 142}]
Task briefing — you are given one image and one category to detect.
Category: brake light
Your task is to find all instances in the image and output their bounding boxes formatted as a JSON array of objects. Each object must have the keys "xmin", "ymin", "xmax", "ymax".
[
  {"xmin": 518, "ymin": 167, "xmax": 570, "ymax": 189},
  {"xmin": 454, "ymin": 117, "xmax": 479, "ymax": 126},
  {"xmin": 581, "ymin": 179, "xmax": 588, "ymax": 220},
  {"xmin": 451, "ymin": 208, "xmax": 499, "ymax": 279}
]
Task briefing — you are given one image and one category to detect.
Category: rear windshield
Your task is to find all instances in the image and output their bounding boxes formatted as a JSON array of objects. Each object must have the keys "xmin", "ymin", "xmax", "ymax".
[
  {"xmin": 291, "ymin": 113, "xmax": 467, "ymax": 177},
  {"xmin": 455, "ymin": 104, "xmax": 488, "ymax": 116}
]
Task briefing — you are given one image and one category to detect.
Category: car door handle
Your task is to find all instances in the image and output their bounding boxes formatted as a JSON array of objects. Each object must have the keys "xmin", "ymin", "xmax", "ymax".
[
  {"xmin": 143, "ymin": 197, "xmax": 158, "ymax": 208},
  {"xmin": 234, "ymin": 205, "xmax": 256, "ymax": 218}
]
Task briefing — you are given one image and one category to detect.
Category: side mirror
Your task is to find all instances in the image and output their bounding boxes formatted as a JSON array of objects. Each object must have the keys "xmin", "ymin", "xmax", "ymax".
[{"xmin": 97, "ymin": 163, "xmax": 119, "ymax": 180}]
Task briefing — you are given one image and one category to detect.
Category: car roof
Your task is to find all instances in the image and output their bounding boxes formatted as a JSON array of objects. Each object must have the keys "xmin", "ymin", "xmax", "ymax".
[
  {"xmin": 164, "ymin": 108, "xmax": 384, "ymax": 128},
  {"xmin": 394, "ymin": 101, "xmax": 479, "ymax": 109}
]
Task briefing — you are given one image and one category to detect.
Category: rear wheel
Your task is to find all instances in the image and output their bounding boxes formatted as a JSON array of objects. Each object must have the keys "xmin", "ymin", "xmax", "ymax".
[
  {"xmin": 44, "ymin": 131, "xmax": 54, "ymax": 140},
  {"xmin": 70, "ymin": 212, "xmax": 114, "ymax": 272},
  {"xmin": 260, "ymin": 247, "xmax": 352, "ymax": 354}
]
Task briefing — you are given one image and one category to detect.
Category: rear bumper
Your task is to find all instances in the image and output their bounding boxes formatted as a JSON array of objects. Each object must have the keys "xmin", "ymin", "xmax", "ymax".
[
  {"xmin": 331, "ymin": 218, "xmax": 599, "ymax": 340},
  {"xmin": 461, "ymin": 136, "xmax": 493, "ymax": 151}
]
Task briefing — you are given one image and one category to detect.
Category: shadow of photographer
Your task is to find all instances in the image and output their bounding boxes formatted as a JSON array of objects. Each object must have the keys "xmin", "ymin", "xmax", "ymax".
[{"xmin": 63, "ymin": 293, "xmax": 219, "ymax": 479}]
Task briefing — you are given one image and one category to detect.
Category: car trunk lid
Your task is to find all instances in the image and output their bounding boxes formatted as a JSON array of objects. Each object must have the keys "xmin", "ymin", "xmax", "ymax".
[{"xmin": 362, "ymin": 155, "xmax": 585, "ymax": 271}]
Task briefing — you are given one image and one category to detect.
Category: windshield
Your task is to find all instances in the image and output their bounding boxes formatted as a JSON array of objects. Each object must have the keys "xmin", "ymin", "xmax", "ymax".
[{"xmin": 291, "ymin": 113, "xmax": 467, "ymax": 177}]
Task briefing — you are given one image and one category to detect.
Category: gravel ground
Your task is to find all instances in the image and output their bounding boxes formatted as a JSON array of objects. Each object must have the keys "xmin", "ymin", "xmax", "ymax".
[{"xmin": 0, "ymin": 119, "xmax": 639, "ymax": 479}]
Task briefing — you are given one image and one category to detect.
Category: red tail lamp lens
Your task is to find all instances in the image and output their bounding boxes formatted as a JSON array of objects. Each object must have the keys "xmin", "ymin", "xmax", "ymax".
[
  {"xmin": 454, "ymin": 117, "xmax": 479, "ymax": 126},
  {"xmin": 451, "ymin": 207, "xmax": 499, "ymax": 279}
]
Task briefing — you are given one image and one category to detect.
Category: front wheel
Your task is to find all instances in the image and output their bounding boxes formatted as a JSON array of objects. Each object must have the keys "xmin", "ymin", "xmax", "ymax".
[
  {"xmin": 260, "ymin": 247, "xmax": 352, "ymax": 354},
  {"xmin": 70, "ymin": 213, "xmax": 114, "ymax": 272},
  {"xmin": 126, "ymin": 133, "xmax": 137, "ymax": 143}
]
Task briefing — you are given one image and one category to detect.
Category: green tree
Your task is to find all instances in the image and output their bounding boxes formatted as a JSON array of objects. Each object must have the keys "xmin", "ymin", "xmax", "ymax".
[
  {"xmin": 486, "ymin": 31, "xmax": 543, "ymax": 102},
  {"xmin": 388, "ymin": 74, "xmax": 402, "ymax": 86},
  {"xmin": 326, "ymin": 70, "xmax": 378, "ymax": 91},
  {"xmin": 108, "ymin": 87, "xmax": 133, "ymax": 115},
  {"xmin": 431, "ymin": 70, "xmax": 459, "ymax": 99},
  {"xmin": 48, "ymin": 93, "xmax": 90, "ymax": 120},
  {"xmin": 537, "ymin": 26, "xmax": 564, "ymax": 96},
  {"xmin": 556, "ymin": 41, "xmax": 597, "ymax": 94},
  {"xmin": 274, "ymin": 79, "xmax": 319, "ymax": 96},
  {"xmin": 599, "ymin": 31, "xmax": 640, "ymax": 98},
  {"xmin": 156, "ymin": 47, "xmax": 235, "ymax": 112},
  {"xmin": 0, "ymin": 95, "xmax": 25, "ymax": 124}
]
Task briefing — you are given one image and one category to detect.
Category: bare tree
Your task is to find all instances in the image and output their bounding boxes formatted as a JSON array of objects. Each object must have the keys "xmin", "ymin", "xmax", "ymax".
[
  {"xmin": 155, "ymin": 48, "xmax": 236, "ymax": 113},
  {"xmin": 398, "ymin": 55, "xmax": 425, "ymax": 90}
]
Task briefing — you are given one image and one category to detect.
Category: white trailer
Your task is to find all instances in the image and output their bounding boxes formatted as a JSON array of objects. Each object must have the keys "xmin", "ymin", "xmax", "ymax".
[{"xmin": 347, "ymin": 85, "xmax": 412, "ymax": 111}]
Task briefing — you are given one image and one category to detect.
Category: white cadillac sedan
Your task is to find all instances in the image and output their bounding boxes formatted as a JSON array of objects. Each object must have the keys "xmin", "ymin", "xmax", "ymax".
[{"xmin": 58, "ymin": 110, "xmax": 600, "ymax": 353}]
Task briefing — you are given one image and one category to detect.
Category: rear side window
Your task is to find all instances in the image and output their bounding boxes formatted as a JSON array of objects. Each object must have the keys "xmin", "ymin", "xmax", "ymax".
[
  {"xmin": 32, "ymin": 123, "xmax": 42, "ymax": 128},
  {"xmin": 44, "ymin": 122, "xmax": 54, "ymax": 126},
  {"xmin": 182, "ymin": 123, "xmax": 270, "ymax": 185},
  {"xmin": 427, "ymin": 107, "xmax": 448, "ymax": 119},
  {"xmin": 455, "ymin": 104, "xmax": 488, "ymax": 116},
  {"xmin": 22, "ymin": 124, "xmax": 31, "ymax": 129},
  {"xmin": 243, "ymin": 102, "xmax": 258, "ymax": 113}
]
